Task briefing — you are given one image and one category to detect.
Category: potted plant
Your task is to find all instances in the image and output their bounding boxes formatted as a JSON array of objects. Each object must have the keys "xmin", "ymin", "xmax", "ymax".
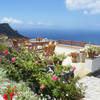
[
  {"xmin": 86, "ymin": 45, "xmax": 98, "ymax": 58},
  {"xmin": 51, "ymin": 53, "xmax": 67, "ymax": 65},
  {"xmin": 79, "ymin": 50, "xmax": 86, "ymax": 63},
  {"xmin": 71, "ymin": 52, "xmax": 79, "ymax": 63},
  {"xmin": 95, "ymin": 47, "xmax": 100, "ymax": 56}
]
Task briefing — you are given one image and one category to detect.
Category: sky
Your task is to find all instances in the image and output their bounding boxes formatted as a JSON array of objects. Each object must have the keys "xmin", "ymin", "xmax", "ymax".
[{"xmin": 0, "ymin": 0, "xmax": 100, "ymax": 31}]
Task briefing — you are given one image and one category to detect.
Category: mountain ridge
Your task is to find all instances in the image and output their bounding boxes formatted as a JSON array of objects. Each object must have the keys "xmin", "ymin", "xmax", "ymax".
[{"xmin": 0, "ymin": 23, "xmax": 26, "ymax": 38}]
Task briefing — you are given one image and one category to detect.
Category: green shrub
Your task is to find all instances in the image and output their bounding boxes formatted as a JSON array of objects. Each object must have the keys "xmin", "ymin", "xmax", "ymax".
[
  {"xmin": 37, "ymin": 65, "xmax": 85, "ymax": 100},
  {"xmin": 1, "ymin": 46, "xmax": 85, "ymax": 100},
  {"xmin": 48, "ymin": 53, "xmax": 67, "ymax": 65}
]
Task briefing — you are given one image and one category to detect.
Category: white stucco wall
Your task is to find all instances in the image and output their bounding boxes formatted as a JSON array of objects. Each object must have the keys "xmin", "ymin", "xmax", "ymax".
[{"xmin": 85, "ymin": 57, "xmax": 100, "ymax": 72}]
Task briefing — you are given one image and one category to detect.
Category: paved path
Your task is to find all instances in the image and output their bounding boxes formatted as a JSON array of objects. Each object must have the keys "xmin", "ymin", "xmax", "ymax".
[{"xmin": 80, "ymin": 75, "xmax": 100, "ymax": 100}]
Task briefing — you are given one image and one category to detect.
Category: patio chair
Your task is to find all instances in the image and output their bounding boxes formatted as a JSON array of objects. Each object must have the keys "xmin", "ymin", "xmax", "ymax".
[
  {"xmin": 21, "ymin": 38, "xmax": 32, "ymax": 51},
  {"xmin": 12, "ymin": 39, "xmax": 19, "ymax": 49},
  {"xmin": 43, "ymin": 41, "xmax": 56, "ymax": 56}
]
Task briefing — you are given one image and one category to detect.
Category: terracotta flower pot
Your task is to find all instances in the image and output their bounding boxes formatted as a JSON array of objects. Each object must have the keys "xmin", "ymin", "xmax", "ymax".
[
  {"xmin": 54, "ymin": 60, "xmax": 58, "ymax": 65},
  {"xmin": 59, "ymin": 60, "xmax": 62, "ymax": 65},
  {"xmin": 72, "ymin": 57, "xmax": 77, "ymax": 63},
  {"xmin": 88, "ymin": 52, "xmax": 95, "ymax": 58}
]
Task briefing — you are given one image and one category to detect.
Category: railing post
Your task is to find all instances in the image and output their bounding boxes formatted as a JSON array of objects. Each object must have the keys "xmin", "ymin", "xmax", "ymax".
[{"xmin": 71, "ymin": 40, "xmax": 72, "ymax": 46}]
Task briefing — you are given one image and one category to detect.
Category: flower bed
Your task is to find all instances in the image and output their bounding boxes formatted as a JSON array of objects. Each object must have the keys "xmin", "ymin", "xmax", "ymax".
[
  {"xmin": 0, "ymin": 46, "xmax": 85, "ymax": 100},
  {"xmin": 0, "ymin": 67, "xmax": 37, "ymax": 100}
]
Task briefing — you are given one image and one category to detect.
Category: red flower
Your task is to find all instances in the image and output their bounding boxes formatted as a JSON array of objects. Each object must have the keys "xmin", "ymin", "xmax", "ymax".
[
  {"xmin": 9, "ymin": 92, "xmax": 15, "ymax": 100},
  {"xmin": 10, "ymin": 95, "xmax": 12, "ymax": 100},
  {"xmin": 72, "ymin": 52, "xmax": 79, "ymax": 58},
  {"xmin": 10, "ymin": 92, "xmax": 15, "ymax": 96},
  {"xmin": 15, "ymin": 91, "xmax": 18, "ymax": 95},
  {"xmin": 3, "ymin": 94, "xmax": 8, "ymax": 100},
  {"xmin": 12, "ymin": 86, "xmax": 16, "ymax": 90},
  {"xmin": 7, "ymin": 85, "xmax": 10, "ymax": 88},
  {"xmin": 14, "ymin": 86, "xmax": 16, "ymax": 88}
]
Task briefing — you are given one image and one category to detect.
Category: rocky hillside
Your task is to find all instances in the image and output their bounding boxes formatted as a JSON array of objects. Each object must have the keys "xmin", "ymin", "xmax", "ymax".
[{"xmin": 0, "ymin": 23, "xmax": 25, "ymax": 38}]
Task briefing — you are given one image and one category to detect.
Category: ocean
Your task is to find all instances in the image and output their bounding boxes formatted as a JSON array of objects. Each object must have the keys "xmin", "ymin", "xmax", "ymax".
[{"xmin": 19, "ymin": 29, "xmax": 100, "ymax": 45}]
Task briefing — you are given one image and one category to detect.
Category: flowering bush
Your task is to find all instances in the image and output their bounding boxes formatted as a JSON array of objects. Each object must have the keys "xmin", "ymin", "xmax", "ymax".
[
  {"xmin": 2, "ymin": 85, "xmax": 18, "ymax": 100},
  {"xmin": 71, "ymin": 52, "xmax": 79, "ymax": 58},
  {"xmin": 1, "ymin": 46, "xmax": 85, "ymax": 99},
  {"xmin": 35, "ymin": 65, "xmax": 85, "ymax": 100},
  {"xmin": 38, "ymin": 73, "xmax": 84, "ymax": 99}
]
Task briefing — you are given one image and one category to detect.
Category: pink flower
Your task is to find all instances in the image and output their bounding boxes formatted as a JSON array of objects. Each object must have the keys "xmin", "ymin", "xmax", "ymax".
[
  {"xmin": 5, "ymin": 50, "xmax": 8, "ymax": 55},
  {"xmin": 12, "ymin": 57, "xmax": 16, "ymax": 62},
  {"xmin": 37, "ymin": 94, "xmax": 41, "ymax": 96},
  {"xmin": 53, "ymin": 75, "xmax": 58, "ymax": 81},
  {"xmin": 73, "ymin": 66, "xmax": 76, "ymax": 71},
  {"xmin": 5, "ymin": 53, "xmax": 8, "ymax": 55},
  {"xmin": 40, "ymin": 84, "xmax": 45, "ymax": 89},
  {"xmin": 5, "ymin": 50, "xmax": 8, "ymax": 53}
]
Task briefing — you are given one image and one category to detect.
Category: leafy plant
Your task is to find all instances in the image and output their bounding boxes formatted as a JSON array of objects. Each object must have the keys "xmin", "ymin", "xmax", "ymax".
[
  {"xmin": 85, "ymin": 45, "xmax": 98, "ymax": 53},
  {"xmin": 49, "ymin": 53, "xmax": 67, "ymax": 65},
  {"xmin": 1, "ymin": 46, "xmax": 85, "ymax": 99},
  {"xmin": 2, "ymin": 85, "xmax": 18, "ymax": 100},
  {"xmin": 16, "ymin": 83, "xmax": 37, "ymax": 100},
  {"xmin": 38, "ymin": 73, "xmax": 85, "ymax": 100}
]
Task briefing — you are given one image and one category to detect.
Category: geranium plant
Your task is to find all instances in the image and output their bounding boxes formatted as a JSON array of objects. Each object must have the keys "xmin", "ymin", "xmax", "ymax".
[
  {"xmin": 71, "ymin": 52, "xmax": 79, "ymax": 58},
  {"xmin": 2, "ymin": 85, "xmax": 18, "ymax": 100}
]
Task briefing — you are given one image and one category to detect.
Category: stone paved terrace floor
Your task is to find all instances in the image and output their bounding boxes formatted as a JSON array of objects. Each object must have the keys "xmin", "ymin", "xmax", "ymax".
[{"xmin": 80, "ymin": 74, "xmax": 100, "ymax": 100}]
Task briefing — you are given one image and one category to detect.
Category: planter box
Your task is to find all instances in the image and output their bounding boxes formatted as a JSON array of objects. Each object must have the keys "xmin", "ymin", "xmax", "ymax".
[{"xmin": 85, "ymin": 56, "xmax": 100, "ymax": 72}]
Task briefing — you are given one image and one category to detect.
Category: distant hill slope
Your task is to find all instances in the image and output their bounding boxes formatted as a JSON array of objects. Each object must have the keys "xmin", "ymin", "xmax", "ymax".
[{"xmin": 0, "ymin": 23, "xmax": 25, "ymax": 38}]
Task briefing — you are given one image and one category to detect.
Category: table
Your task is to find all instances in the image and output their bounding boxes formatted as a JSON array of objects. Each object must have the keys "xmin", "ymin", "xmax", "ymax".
[{"xmin": 30, "ymin": 40, "xmax": 50, "ymax": 51}]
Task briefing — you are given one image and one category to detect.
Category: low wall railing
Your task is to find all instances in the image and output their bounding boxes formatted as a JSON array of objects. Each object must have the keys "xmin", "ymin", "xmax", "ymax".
[{"xmin": 57, "ymin": 39, "xmax": 86, "ymax": 47}]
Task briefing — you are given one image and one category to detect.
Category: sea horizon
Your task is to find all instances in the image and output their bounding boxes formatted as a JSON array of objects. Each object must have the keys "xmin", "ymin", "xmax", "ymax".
[{"xmin": 19, "ymin": 29, "xmax": 100, "ymax": 45}]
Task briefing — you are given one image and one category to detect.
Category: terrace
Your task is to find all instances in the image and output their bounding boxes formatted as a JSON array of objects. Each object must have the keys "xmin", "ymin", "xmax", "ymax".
[{"xmin": 0, "ymin": 37, "xmax": 100, "ymax": 100}]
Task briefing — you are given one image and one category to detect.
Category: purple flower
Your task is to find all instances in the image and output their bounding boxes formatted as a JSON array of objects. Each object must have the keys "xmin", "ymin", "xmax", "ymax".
[
  {"xmin": 7, "ymin": 57, "xmax": 10, "ymax": 60},
  {"xmin": 0, "ymin": 52, "xmax": 3, "ymax": 56}
]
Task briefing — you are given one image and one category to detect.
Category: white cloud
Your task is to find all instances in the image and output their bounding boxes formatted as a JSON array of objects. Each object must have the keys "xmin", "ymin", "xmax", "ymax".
[
  {"xmin": 83, "ymin": 10, "xmax": 88, "ymax": 15},
  {"xmin": 1, "ymin": 17, "xmax": 23, "ymax": 24},
  {"xmin": 65, "ymin": 0, "xmax": 100, "ymax": 14},
  {"xmin": 37, "ymin": 22, "xmax": 52, "ymax": 26},
  {"xmin": 37, "ymin": 22, "xmax": 47, "ymax": 25},
  {"xmin": 27, "ymin": 21, "xmax": 52, "ymax": 26},
  {"xmin": 28, "ymin": 21, "xmax": 35, "ymax": 25}
]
